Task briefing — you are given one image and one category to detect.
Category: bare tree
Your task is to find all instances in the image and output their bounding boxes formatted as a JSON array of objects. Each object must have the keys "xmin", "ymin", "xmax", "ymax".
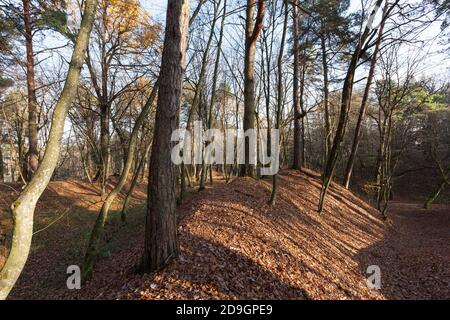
[
  {"xmin": 343, "ymin": 0, "xmax": 390, "ymax": 189},
  {"xmin": 318, "ymin": 0, "xmax": 388, "ymax": 213},
  {"xmin": 269, "ymin": 0, "xmax": 288, "ymax": 205},
  {"xmin": 240, "ymin": 0, "xmax": 265, "ymax": 177},
  {"xmin": 0, "ymin": 0, "xmax": 98, "ymax": 299}
]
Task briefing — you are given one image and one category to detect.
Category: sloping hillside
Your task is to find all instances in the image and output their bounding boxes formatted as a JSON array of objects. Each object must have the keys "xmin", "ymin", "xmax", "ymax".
[
  {"xmin": 3, "ymin": 171, "xmax": 450, "ymax": 299},
  {"xmin": 0, "ymin": 178, "xmax": 147, "ymax": 272}
]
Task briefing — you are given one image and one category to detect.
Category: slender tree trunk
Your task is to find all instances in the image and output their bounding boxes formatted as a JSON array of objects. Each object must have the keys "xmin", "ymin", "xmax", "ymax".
[
  {"xmin": 205, "ymin": 0, "xmax": 226, "ymax": 187},
  {"xmin": 100, "ymin": 101, "xmax": 110, "ymax": 196},
  {"xmin": 424, "ymin": 176, "xmax": 448, "ymax": 209},
  {"xmin": 141, "ymin": 0, "xmax": 189, "ymax": 273},
  {"xmin": 241, "ymin": 0, "xmax": 265, "ymax": 177},
  {"xmin": 318, "ymin": 0, "xmax": 384, "ymax": 213},
  {"xmin": 121, "ymin": 143, "xmax": 151, "ymax": 221},
  {"xmin": 199, "ymin": 1, "xmax": 220, "ymax": 191},
  {"xmin": 292, "ymin": 0, "xmax": 303, "ymax": 170},
  {"xmin": 300, "ymin": 48, "xmax": 307, "ymax": 167},
  {"xmin": 261, "ymin": 27, "xmax": 273, "ymax": 164},
  {"xmin": 180, "ymin": 0, "xmax": 206, "ymax": 201},
  {"xmin": 379, "ymin": 112, "xmax": 393, "ymax": 217},
  {"xmin": 343, "ymin": 1, "xmax": 388, "ymax": 189},
  {"xmin": 318, "ymin": 48, "xmax": 359, "ymax": 213},
  {"xmin": 320, "ymin": 36, "xmax": 332, "ymax": 161},
  {"xmin": 82, "ymin": 80, "xmax": 159, "ymax": 280},
  {"xmin": 0, "ymin": 0, "xmax": 98, "ymax": 299},
  {"xmin": 0, "ymin": 146, "xmax": 4, "ymax": 181},
  {"xmin": 22, "ymin": 0, "xmax": 39, "ymax": 179},
  {"xmin": 269, "ymin": 0, "xmax": 287, "ymax": 205}
]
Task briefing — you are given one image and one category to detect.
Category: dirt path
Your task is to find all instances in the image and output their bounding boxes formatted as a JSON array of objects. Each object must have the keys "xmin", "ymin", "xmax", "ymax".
[{"xmin": 357, "ymin": 201, "xmax": 450, "ymax": 299}]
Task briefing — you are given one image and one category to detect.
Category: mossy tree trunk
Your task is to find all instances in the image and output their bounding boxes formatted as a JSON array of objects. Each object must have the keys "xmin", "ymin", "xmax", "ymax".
[
  {"xmin": 82, "ymin": 80, "xmax": 159, "ymax": 281},
  {"xmin": 0, "ymin": 0, "xmax": 98, "ymax": 300}
]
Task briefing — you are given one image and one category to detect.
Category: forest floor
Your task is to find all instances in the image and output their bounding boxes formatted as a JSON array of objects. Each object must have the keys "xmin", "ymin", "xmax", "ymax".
[{"xmin": 1, "ymin": 170, "xmax": 449, "ymax": 300}]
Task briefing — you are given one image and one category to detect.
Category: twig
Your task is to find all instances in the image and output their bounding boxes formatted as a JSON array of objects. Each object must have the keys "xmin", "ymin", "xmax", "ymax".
[{"xmin": 33, "ymin": 209, "xmax": 70, "ymax": 236}]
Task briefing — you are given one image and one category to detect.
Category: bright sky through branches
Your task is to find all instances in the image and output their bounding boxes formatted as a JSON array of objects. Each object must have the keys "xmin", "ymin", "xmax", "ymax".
[{"xmin": 141, "ymin": 0, "xmax": 449, "ymax": 79}]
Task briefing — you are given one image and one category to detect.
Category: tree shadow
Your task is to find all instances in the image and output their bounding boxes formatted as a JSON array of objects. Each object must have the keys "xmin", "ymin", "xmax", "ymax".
[{"xmin": 354, "ymin": 202, "xmax": 450, "ymax": 299}]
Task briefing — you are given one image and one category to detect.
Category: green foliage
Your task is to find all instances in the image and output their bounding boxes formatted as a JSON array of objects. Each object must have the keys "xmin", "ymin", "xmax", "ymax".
[
  {"xmin": 0, "ymin": 10, "xmax": 18, "ymax": 85},
  {"xmin": 0, "ymin": 77, "xmax": 13, "ymax": 89},
  {"xmin": 1, "ymin": 0, "xmax": 69, "ymax": 36},
  {"xmin": 302, "ymin": 0, "xmax": 353, "ymax": 44},
  {"xmin": 35, "ymin": 8, "xmax": 68, "ymax": 35}
]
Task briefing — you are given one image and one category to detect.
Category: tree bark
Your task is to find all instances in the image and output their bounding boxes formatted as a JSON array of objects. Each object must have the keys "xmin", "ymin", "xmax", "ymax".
[
  {"xmin": 0, "ymin": 145, "xmax": 4, "ymax": 181},
  {"xmin": 200, "ymin": 0, "xmax": 226, "ymax": 190},
  {"xmin": 141, "ymin": 0, "xmax": 189, "ymax": 272},
  {"xmin": 22, "ymin": 0, "xmax": 39, "ymax": 179},
  {"xmin": 100, "ymin": 101, "xmax": 110, "ymax": 196},
  {"xmin": 198, "ymin": 0, "xmax": 220, "ymax": 191},
  {"xmin": 292, "ymin": 0, "xmax": 303, "ymax": 170},
  {"xmin": 0, "ymin": 0, "xmax": 98, "ymax": 300},
  {"xmin": 269, "ymin": 0, "xmax": 288, "ymax": 205},
  {"xmin": 343, "ymin": 0, "xmax": 388, "ymax": 189},
  {"xmin": 240, "ymin": 0, "xmax": 265, "ymax": 177},
  {"xmin": 318, "ymin": 0, "xmax": 384, "ymax": 213},
  {"xmin": 121, "ymin": 143, "xmax": 152, "ymax": 222},
  {"xmin": 424, "ymin": 175, "xmax": 448, "ymax": 209},
  {"xmin": 82, "ymin": 80, "xmax": 159, "ymax": 281},
  {"xmin": 179, "ymin": 1, "xmax": 206, "ymax": 201},
  {"xmin": 320, "ymin": 36, "xmax": 332, "ymax": 161}
]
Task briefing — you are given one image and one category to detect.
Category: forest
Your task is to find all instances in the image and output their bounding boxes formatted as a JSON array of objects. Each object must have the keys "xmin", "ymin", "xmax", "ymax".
[{"xmin": 0, "ymin": 0, "xmax": 449, "ymax": 301}]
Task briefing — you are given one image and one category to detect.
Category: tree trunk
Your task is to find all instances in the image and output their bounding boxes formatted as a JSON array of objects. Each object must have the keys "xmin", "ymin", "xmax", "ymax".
[
  {"xmin": 424, "ymin": 177, "xmax": 448, "ymax": 209},
  {"xmin": 0, "ymin": 0, "xmax": 98, "ymax": 300},
  {"xmin": 240, "ymin": 0, "xmax": 265, "ymax": 177},
  {"xmin": 100, "ymin": 101, "xmax": 110, "ymax": 197},
  {"xmin": 121, "ymin": 143, "xmax": 152, "ymax": 222},
  {"xmin": 318, "ymin": 0, "xmax": 384, "ymax": 213},
  {"xmin": 198, "ymin": 0, "xmax": 220, "ymax": 191},
  {"xmin": 343, "ymin": 0, "xmax": 388, "ymax": 189},
  {"xmin": 179, "ymin": 0, "xmax": 207, "ymax": 201},
  {"xmin": 22, "ymin": 0, "xmax": 39, "ymax": 179},
  {"xmin": 205, "ymin": 0, "xmax": 226, "ymax": 188},
  {"xmin": 269, "ymin": 0, "xmax": 287, "ymax": 206},
  {"xmin": 320, "ymin": 36, "xmax": 332, "ymax": 161},
  {"xmin": 141, "ymin": 0, "xmax": 190, "ymax": 273},
  {"xmin": 82, "ymin": 81, "xmax": 159, "ymax": 281},
  {"xmin": 0, "ymin": 145, "xmax": 4, "ymax": 181},
  {"xmin": 292, "ymin": 0, "xmax": 303, "ymax": 170}
]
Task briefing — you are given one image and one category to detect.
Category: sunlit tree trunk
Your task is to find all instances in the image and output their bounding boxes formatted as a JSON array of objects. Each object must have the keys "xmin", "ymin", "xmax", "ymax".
[
  {"xmin": 240, "ymin": 0, "xmax": 265, "ymax": 177},
  {"xmin": 292, "ymin": 0, "xmax": 304, "ymax": 170},
  {"xmin": 343, "ymin": 1, "xmax": 389, "ymax": 189},
  {"xmin": 203, "ymin": 0, "xmax": 227, "ymax": 188},
  {"xmin": 141, "ymin": 0, "xmax": 190, "ymax": 272},
  {"xmin": 22, "ymin": 0, "xmax": 39, "ymax": 179},
  {"xmin": 269, "ymin": 0, "xmax": 288, "ymax": 205},
  {"xmin": 318, "ymin": 0, "xmax": 385, "ymax": 213},
  {"xmin": 424, "ymin": 175, "xmax": 448, "ymax": 209},
  {"xmin": 199, "ymin": 1, "xmax": 220, "ymax": 191},
  {"xmin": 320, "ymin": 35, "xmax": 332, "ymax": 162},
  {"xmin": 82, "ymin": 81, "xmax": 159, "ymax": 281},
  {"xmin": 0, "ymin": 0, "xmax": 98, "ymax": 300},
  {"xmin": 121, "ymin": 143, "xmax": 152, "ymax": 221}
]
